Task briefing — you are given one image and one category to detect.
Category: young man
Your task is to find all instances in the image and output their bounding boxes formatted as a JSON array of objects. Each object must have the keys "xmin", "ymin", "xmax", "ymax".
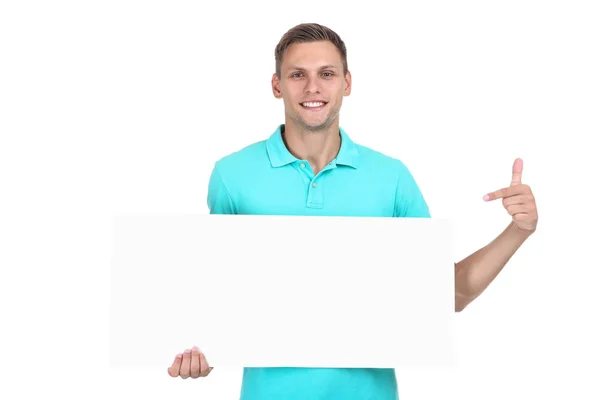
[{"xmin": 167, "ymin": 23, "xmax": 538, "ymax": 399}]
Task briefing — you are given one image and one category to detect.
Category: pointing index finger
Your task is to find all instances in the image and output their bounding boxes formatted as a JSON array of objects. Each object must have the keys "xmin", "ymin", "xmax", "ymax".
[{"xmin": 483, "ymin": 185, "xmax": 522, "ymax": 201}]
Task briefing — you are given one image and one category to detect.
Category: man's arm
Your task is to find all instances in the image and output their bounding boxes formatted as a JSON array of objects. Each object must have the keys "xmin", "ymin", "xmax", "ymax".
[
  {"xmin": 454, "ymin": 158, "xmax": 538, "ymax": 312},
  {"xmin": 454, "ymin": 221, "xmax": 533, "ymax": 311}
]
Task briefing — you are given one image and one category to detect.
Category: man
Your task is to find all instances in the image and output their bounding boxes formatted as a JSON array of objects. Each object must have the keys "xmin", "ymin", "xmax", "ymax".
[{"xmin": 167, "ymin": 23, "xmax": 538, "ymax": 399}]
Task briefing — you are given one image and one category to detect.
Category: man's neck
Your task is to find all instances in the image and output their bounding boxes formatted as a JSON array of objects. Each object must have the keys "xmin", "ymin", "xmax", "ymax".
[{"xmin": 282, "ymin": 122, "xmax": 341, "ymax": 174}]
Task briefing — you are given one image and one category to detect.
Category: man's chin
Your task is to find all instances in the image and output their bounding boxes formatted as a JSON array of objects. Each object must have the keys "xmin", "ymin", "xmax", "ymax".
[
  {"xmin": 286, "ymin": 112, "xmax": 335, "ymax": 132},
  {"xmin": 300, "ymin": 118, "xmax": 334, "ymax": 132}
]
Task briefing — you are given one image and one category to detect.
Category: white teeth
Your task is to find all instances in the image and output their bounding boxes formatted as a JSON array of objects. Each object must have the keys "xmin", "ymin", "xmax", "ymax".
[{"xmin": 302, "ymin": 102, "xmax": 325, "ymax": 108}]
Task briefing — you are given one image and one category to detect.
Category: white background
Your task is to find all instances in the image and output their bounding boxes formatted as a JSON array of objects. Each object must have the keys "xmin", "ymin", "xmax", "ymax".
[{"xmin": 1, "ymin": 1, "xmax": 599, "ymax": 399}]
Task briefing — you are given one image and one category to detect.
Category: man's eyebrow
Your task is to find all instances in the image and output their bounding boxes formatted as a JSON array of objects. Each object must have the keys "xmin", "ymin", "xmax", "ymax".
[{"xmin": 287, "ymin": 65, "xmax": 339, "ymax": 71}]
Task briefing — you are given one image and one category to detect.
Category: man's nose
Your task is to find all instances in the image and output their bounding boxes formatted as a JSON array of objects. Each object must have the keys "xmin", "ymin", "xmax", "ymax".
[{"xmin": 304, "ymin": 76, "xmax": 321, "ymax": 94}]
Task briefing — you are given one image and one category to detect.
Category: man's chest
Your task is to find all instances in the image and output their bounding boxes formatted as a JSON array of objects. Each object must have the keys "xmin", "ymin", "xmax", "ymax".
[{"xmin": 233, "ymin": 168, "xmax": 397, "ymax": 217}]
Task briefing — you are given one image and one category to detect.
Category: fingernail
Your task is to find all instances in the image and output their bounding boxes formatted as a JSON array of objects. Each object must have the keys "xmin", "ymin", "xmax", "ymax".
[
  {"xmin": 177, "ymin": 353, "xmax": 183, "ymax": 358},
  {"xmin": 483, "ymin": 195, "xmax": 489, "ymax": 201},
  {"xmin": 192, "ymin": 346, "xmax": 199, "ymax": 351},
  {"xmin": 184, "ymin": 349, "xmax": 190, "ymax": 353}
]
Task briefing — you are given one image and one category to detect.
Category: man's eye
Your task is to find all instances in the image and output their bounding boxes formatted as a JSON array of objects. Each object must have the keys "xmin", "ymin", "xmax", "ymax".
[{"xmin": 292, "ymin": 73, "xmax": 303, "ymax": 78}]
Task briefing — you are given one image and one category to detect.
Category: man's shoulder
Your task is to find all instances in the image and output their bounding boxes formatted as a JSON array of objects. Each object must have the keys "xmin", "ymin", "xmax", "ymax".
[
  {"xmin": 213, "ymin": 139, "xmax": 269, "ymax": 172},
  {"xmin": 352, "ymin": 142, "xmax": 429, "ymax": 217},
  {"xmin": 353, "ymin": 142, "xmax": 413, "ymax": 176}
]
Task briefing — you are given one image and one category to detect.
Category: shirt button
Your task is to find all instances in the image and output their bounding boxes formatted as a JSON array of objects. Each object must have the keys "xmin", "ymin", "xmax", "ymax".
[
  {"xmin": 300, "ymin": 163, "xmax": 305, "ymax": 168},
  {"xmin": 312, "ymin": 182, "xmax": 317, "ymax": 188}
]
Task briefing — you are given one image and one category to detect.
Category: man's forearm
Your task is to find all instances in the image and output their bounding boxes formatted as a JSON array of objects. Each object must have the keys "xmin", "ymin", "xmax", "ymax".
[{"xmin": 454, "ymin": 221, "xmax": 533, "ymax": 311}]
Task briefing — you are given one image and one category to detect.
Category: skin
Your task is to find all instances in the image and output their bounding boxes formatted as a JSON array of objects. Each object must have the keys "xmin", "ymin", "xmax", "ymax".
[
  {"xmin": 168, "ymin": 346, "xmax": 212, "ymax": 378},
  {"xmin": 167, "ymin": 41, "xmax": 539, "ymax": 378},
  {"xmin": 455, "ymin": 157, "xmax": 538, "ymax": 311}
]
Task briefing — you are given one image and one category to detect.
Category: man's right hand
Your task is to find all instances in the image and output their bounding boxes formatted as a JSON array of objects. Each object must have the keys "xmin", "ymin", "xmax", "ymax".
[{"xmin": 167, "ymin": 346, "xmax": 213, "ymax": 378}]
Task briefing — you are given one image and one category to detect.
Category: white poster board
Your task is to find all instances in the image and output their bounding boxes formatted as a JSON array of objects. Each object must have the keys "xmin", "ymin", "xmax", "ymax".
[{"xmin": 110, "ymin": 214, "xmax": 455, "ymax": 369}]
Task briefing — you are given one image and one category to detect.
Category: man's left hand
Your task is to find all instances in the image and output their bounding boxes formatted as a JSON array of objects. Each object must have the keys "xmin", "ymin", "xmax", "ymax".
[{"xmin": 483, "ymin": 158, "xmax": 538, "ymax": 233}]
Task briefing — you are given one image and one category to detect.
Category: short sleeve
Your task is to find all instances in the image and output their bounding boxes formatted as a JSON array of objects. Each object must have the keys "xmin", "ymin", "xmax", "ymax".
[
  {"xmin": 207, "ymin": 163, "xmax": 236, "ymax": 214},
  {"xmin": 394, "ymin": 165, "xmax": 431, "ymax": 218}
]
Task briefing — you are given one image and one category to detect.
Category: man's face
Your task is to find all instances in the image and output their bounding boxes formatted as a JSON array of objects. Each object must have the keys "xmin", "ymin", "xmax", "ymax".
[{"xmin": 272, "ymin": 41, "xmax": 351, "ymax": 132}]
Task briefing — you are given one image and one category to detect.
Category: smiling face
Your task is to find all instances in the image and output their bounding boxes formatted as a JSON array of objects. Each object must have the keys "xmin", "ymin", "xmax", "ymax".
[{"xmin": 272, "ymin": 40, "xmax": 352, "ymax": 132}]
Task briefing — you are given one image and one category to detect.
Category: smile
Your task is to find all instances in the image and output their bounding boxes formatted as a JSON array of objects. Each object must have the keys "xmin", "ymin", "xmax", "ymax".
[{"xmin": 300, "ymin": 101, "xmax": 327, "ymax": 110}]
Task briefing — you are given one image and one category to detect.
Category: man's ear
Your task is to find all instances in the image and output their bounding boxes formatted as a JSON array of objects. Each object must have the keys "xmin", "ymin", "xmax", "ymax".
[
  {"xmin": 343, "ymin": 70, "xmax": 352, "ymax": 96},
  {"xmin": 272, "ymin": 73, "xmax": 282, "ymax": 99}
]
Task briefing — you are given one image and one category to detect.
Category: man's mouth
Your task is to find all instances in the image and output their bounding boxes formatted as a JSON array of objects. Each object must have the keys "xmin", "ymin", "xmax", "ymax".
[{"xmin": 300, "ymin": 101, "xmax": 328, "ymax": 110}]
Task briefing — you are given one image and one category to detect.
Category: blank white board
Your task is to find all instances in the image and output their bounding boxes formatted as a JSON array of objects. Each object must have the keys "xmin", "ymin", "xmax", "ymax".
[{"xmin": 110, "ymin": 214, "xmax": 456, "ymax": 369}]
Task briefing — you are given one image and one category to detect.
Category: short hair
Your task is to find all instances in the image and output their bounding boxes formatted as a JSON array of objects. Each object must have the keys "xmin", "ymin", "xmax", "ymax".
[{"xmin": 274, "ymin": 23, "xmax": 348, "ymax": 77}]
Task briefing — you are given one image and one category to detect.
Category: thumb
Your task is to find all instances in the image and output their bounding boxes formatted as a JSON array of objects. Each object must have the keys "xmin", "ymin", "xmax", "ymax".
[{"xmin": 511, "ymin": 158, "xmax": 523, "ymax": 186}]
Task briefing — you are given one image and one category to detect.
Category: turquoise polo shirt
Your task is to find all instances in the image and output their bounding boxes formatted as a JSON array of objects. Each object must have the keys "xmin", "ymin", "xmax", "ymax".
[{"xmin": 207, "ymin": 124, "xmax": 430, "ymax": 400}]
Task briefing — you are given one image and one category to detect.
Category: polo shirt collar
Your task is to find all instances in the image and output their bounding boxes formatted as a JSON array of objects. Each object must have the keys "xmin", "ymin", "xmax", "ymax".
[{"xmin": 266, "ymin": 124, "xmax": 360, "ymax": 168}]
